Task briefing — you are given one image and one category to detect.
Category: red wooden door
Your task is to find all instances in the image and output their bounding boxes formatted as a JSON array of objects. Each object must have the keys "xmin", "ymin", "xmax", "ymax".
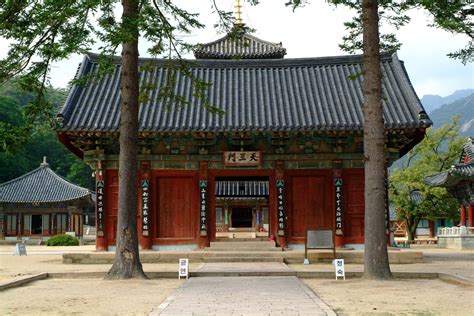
[
  {"xmin": 288, "ymin": 173, "xmax": 331, "ymax": 243},
  {"xmin": 156, "ymin": 176, "xmax": 196, "ymax": 239}
]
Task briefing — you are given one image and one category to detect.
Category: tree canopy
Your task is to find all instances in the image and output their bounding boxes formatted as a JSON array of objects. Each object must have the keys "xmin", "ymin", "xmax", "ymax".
[{"xmin": 389, "ymin": 118, "xmax": 465, "ymax": 240}]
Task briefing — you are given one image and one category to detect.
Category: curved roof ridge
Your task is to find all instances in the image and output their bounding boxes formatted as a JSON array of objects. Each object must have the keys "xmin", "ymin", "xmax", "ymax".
[{"xmin": 0, "ymin": 163, "xmax": 93, "ymax": 203}]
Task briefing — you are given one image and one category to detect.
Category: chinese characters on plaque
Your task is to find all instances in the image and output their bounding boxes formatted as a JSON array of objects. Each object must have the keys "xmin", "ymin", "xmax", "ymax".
[
  {"xmin": 96, "ymin": 180, "xmax": 104, "ymax": 236},
  {"xmin": 199, "ymin": 180, "xmax": 207, "ymax": 236},
  {"xmin": 141, "ymin": 180, "xmax": 150, "ymax": 236},
  {"xmin": 223, "ymin": 151, "xmax": 261, "ymax": 167},
  {"xmin": 335, "ymin": 178, "xmax": 343, "ymax": 235},
  {"xmin": 276, "ymin": 180, "xmax": 285, "ymax": 236}
]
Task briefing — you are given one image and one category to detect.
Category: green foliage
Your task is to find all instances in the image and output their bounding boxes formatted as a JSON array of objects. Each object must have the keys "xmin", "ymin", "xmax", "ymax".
[
  {"xmin": 47, "ymin": 234, "xmax": 80, "ymax": 246},
  {"xmin": 389, "ymin": 118, "xmax": 465, "ymax": 239},
  {"xmin": 0, "ymin": 83, "xmax": 93, "ymax": 189}
]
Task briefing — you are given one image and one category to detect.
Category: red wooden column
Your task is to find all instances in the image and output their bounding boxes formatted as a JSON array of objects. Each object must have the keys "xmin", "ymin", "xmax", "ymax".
[
  {"xmin": 467, "ymin": 203, "xmax": 473, "ymax": 227},
  {"xmin": 139, "ymin": 161, "xmax": 152, "ymax": 250},
  {"xmin": 333, "ymin": 160, "xmax": 345, "ymax": 247},
  {"xmin": 198, "ymin": 161, "xmax": 210, "ymax": 248},
  {"xmin": 429, "ymin": 220, "xmax": 435, "ymax": 238},
  {"xmin": 275, "ymin": 160, "xmax": 287, "ymax": 248},
  {"xmin": 460, "ymin": 205, "xmax": 467, "ymax": 226},
  {"xmin": 95, "ymin": 160, "xmax": 108, "ymax": 251}
]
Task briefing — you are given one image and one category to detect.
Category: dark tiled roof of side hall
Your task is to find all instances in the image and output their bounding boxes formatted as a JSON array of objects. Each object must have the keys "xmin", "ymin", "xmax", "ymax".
[
  {"xmin": 193, "ymin": 28, "xmax": 287, "ymax": 59},
  {"xmin": 424, "ymin": 161, "xmax": 474, "ymax": 187},
  {"xmin": 0, "ymin": 160, "xmax": 94, "ymax": 203},
  {"xmin": 56, "ymin": 52, "xmax": 431, "ymax": 133}
]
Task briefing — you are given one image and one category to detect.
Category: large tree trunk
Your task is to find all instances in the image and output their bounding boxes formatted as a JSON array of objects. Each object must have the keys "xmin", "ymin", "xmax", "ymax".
[
  {"xmin": 362, "ymin": 0, "xmax": 392, "ymax": 279},
  {"xmin": 106, "ymin": 0, "xmax": 146, "ymax": 279}
]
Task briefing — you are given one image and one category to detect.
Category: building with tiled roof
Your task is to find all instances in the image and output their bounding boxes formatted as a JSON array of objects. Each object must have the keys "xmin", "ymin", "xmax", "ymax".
[
  {"xmin": 0, "ymin": 158, "xmax": 94, "ymax": 240},
  {"xmin": 425, "ymin": 137, "xmax": 474, "ymax": 227},
  {"xmin": 55, "ymin": 16, "xmax": 431, "ymax": 251}
]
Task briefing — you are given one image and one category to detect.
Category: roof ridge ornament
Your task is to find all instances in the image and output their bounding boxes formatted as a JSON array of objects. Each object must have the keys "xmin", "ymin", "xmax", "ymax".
[
  {"xmin": 235, "ymin": 0, "xmax": 243, "ymax": 25},
  {"xmin": 40, "ymin": 156, "xmax": 49, "ymax": 168}
]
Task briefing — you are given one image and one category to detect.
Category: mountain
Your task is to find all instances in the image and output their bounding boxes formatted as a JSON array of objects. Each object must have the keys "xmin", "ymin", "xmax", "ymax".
[
  {"xmin": 421, "ymin": 89, "xmax": 474, "ymax": 113},
  {"xmin": 429, "ymin": 93, "xmax": 474, "ymax": 136}
]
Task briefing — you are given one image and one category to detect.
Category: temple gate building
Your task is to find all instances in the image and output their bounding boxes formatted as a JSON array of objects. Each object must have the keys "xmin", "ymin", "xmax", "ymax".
[{"xmin": 55, "ymin": 23, "xmax": 431, "ymax": 251}]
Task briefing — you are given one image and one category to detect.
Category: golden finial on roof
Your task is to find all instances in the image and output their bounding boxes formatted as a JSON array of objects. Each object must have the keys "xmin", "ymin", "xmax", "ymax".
[{"xmin": 234, "ymin": 0, "xmax": 243, "ymax": 25}]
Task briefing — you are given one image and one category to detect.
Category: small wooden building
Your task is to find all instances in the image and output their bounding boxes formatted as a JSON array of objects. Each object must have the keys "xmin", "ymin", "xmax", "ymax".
[
  {"xmin": 56, "ymin": 26, "xmax": 430, "ymax": 251},
  {"xmin": 0, "ymin": 158, "xmax": 95, "ymax": 241}
]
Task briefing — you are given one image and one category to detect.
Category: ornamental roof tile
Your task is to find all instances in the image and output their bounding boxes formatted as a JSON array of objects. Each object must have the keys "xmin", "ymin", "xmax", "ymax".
[
  {"xmin": 0, "ymin": 160, "xmax": 94, "ymax": 204},
  {"xmin": 56, "ymin": 52, "xmax": 431, "ymax": 133},
  {"xmin": 193, "ymin": 29, "xmax": 286, "ymax": 59}
]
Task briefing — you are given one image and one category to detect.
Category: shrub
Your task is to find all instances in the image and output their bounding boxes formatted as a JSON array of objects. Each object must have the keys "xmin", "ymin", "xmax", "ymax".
[{"xmin": 47, "ymin": 234, "xmax": 79, "ymax": 246}]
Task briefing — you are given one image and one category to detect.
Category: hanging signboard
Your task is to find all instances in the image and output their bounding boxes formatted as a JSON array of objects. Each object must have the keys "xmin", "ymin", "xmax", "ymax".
[
  {"xmin": 333, "ymin": 258, "xmax": 345, "ymax": 280},
  {"xmin": 141, "ymin": 179, "xmax": 150, "ymax": 236},
  {"xmin": 199, "ymin": 180, "xmax": 207, "ymax": 236},
  {"xmin": 335, "ymin": 178, "xmax": 343, "ymax": 235},
  {"xmin": 276, "ymin": 180, "xmax": 285, "ymax": 236},
  {"xmin": 96, "ymin": 180, "xmax": 105, "ymax": 237},
  {"xmin": 223, "ymin": 151, "xmax": 261, "ymax": 167},
  {"xmin": 178, "ymin": 258, "xmax": 189, "ymax": 279}
]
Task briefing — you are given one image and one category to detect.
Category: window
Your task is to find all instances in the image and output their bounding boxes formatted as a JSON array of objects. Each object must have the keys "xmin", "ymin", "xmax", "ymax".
[
  {"xmin": 23, "ymin": 215, "xmax": 31, "ymax": 235},
  {"xmin": 417, "ymin": 219, "xmax": 429, "ymax": 228},
  {"xmin": 215, "ymin": 208, "xmax": 223, "ymax": 222},
  {"xmin": 57, "ymin": 214, "xmax": 67, "ymax": 234},
  {"xmin": 6, "ymin": 215, "xmax": 17, "ymax": 236}
]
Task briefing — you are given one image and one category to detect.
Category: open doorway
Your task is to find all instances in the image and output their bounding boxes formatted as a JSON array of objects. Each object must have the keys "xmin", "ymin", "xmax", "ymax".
[
  {"xmin": 214, "ymin": 177, "xmax": 270, "ymax": 239},
  {"xmin": 231, "ymin": 207, "xmax": 253, "ymax": 228},
  {"xmin": 31, "ymin": 214, "xmax": 42, "ymax": 235}
]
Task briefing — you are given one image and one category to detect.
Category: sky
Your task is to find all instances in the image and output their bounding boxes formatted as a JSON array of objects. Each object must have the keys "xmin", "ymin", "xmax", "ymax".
[{"xmin": 2, "ymin": 0, "xmax": 473, "ymax": 98}]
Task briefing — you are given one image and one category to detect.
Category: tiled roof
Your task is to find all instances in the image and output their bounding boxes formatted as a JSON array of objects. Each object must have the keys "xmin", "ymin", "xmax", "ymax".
[
  {"xmin": 0, "ymin": 161, "xmax": 94, "ymax": 203},
  {"xmin": 194, "ymin": 30, "xmax": 286, "ymax": 59},
  {"xmin": 424, "ymin": 161, "xmax": 474, "ymax": 187},
  {"xmin": 215, "ymin": 180, "xmax": 269, "ymax": 197},
  {"xmin": 57, "ymin": 52, "xmax": 431, "ymax": 133}
]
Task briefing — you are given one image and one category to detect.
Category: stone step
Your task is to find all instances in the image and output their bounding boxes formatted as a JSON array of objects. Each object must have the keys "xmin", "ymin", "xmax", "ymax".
[
  {"xmin": 214, "ymin": 238, "xmax": 269, "ymax": 242},
  {"xmin": 208, "ymin": 251, "xmax": 283, "ymax": 257},
  {"xmin": 210, "ymin": 241, "xmax": 276, "ymax": 248},
  {"xmin": 205, "ymin": 247, "xmax": 282, "ymax": 252},
  {"xmin": 203, "ymin": 256, "xmax": 284, "ymax": 263}
]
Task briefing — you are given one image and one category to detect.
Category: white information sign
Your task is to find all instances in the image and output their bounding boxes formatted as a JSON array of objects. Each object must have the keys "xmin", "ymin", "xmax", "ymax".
[
  {"xmin": 15, "ymin": 243, "xmax": 27, "ymax": 256},
  {"xmin": 333, "ymin": 258, "xmax": 345, "ymax": 280},
  {"xmin": 178, "ymin": 258, "xmax": 189, "ymax": 279}
]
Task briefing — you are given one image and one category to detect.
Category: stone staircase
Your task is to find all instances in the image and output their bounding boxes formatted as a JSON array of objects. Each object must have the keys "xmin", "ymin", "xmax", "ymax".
[{"xmin": 204, "ymin": 239, "xmax": 284, "ymax": 263}]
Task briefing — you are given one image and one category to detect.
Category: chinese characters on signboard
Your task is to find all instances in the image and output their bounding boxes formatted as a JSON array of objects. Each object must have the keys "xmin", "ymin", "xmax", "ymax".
[
  {"xmin": 200, "ymin": 180, "xmax": 207, "ymax": 236},
  {"xmin": 333, "ymin": 258, "xmax": 345, "ymax": 280},
  {"xmin": 178, "ymin": 258, "xmax": 189, "ymax": 279},
  {"xmin": 335, "ymin": 178, "xmax": 343, "ymax": 235},
  {"xmin": 276, "ymin": 180, "xmax": 285, "ymax": 236},
  {"xmin": 141, "ymin": 180, "xmax": 150, "ymax": 236},
  {"xmin": 223, "ymin": 151, "xmax": 261, "ymax": 167},
  {"xmin": 96, "ymin": 180, "xmax": 104, "ymax": 236}
]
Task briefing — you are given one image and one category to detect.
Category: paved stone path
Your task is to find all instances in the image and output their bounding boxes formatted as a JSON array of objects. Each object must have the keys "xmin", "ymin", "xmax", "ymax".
[{"xmin": 150, "ymin": 276, "xmax": 335, "ymax": 316}]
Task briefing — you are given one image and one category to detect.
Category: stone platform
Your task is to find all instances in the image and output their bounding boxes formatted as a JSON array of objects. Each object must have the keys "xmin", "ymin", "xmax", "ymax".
[{"xmin": 62, "ymin": 249, "xmax": 423, "ymax": 264}]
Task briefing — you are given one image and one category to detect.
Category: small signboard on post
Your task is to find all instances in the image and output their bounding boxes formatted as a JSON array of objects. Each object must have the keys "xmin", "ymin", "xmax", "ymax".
[
  {"xmin": 178, "ymin": 258, "xmax": 189, "ymax": 279},
  {"xmin": 15, "ymin": 243, "xmax": 27, "ymax": 256},
  {"xmin": 333, "ymin": 258, "xmax": 345, "ymax": 280}
]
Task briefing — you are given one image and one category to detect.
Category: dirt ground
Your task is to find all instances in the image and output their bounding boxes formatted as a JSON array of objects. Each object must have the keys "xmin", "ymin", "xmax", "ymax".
[
  {"xmin": 304, "ymin": 278, "xmax": 474, "ymax": 316},
  {"xmin": 1, "ymin": 278, "xmax": 184, "ymax": 315},
  {"xmin": 1, "ymin": 246, "xmax": 473, "ymax": 315}
]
